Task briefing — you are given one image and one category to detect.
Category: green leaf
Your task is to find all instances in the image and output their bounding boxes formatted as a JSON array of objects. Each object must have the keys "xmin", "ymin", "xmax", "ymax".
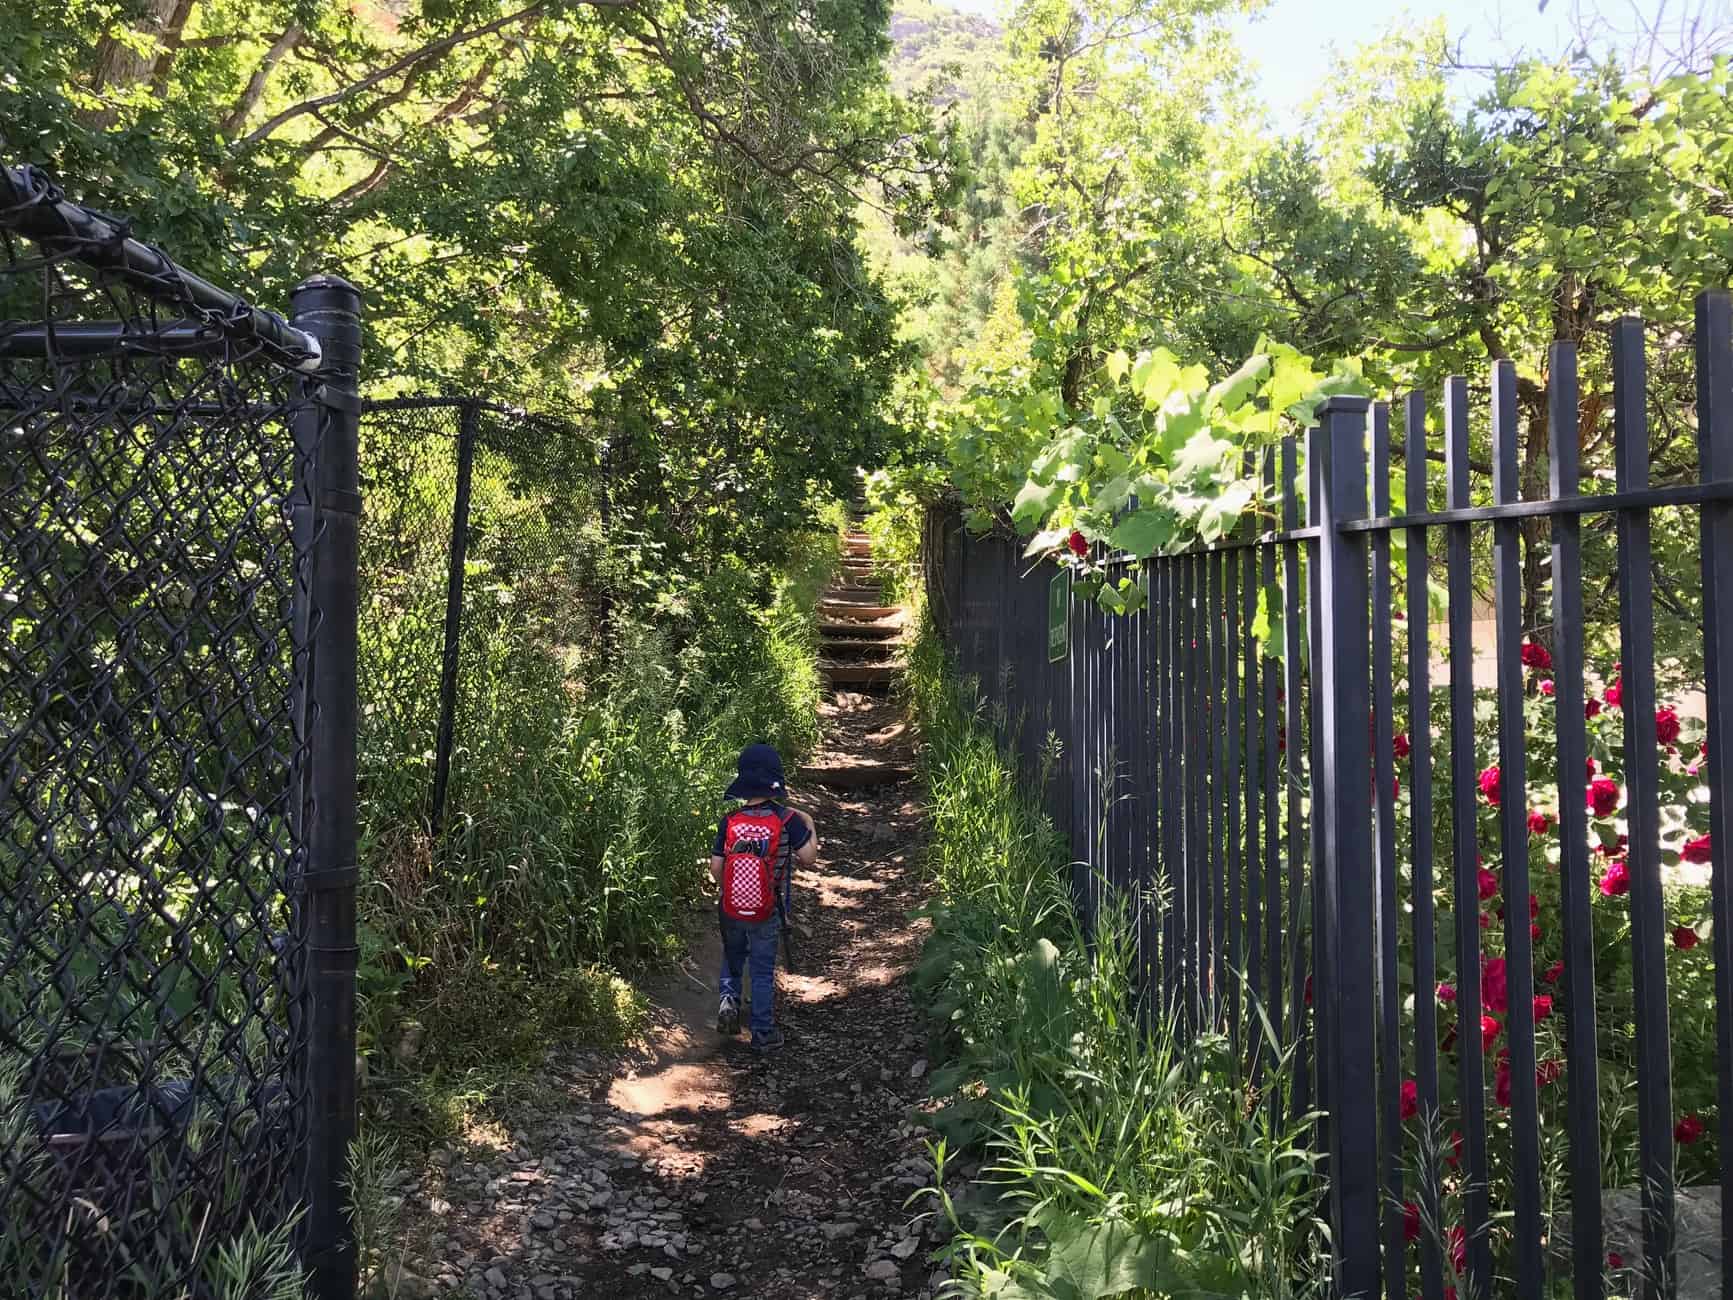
[
  {"xmin": 1172, "ymin": 430, "xmax": 1234, "ymax": 483},
  {"xmin": 1104, "ymin": 349, "xmax": 1131, "ymax": 383},
  {"xmin": 1012, "ymin": 479, "xmax": 1066, "ymax": 532},
  {"xmin": 1207, "ymin": 353, "xmax": 1270, "ymax": 415},
  {"xmin": 1108, "ymin": 507, "xmax": 1176, "ymax": 557},
  {"xmin": 1094, "ymin": 474, "xmax": 1134, "ymax": 515},
  {"xmin": 1039, "ymin": 1215, "xmax": 1170, "ymax": 1300}
]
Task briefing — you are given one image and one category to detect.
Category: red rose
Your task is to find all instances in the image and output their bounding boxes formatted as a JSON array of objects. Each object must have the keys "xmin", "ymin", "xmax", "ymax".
[
  {"xmin": 1481, "ymin": 1013, "xmax": 1501, "ymax": 1050},
  {"xmin": 1394, "ymin": 732, "xmax": 1411, "ymax": 759},
  {"xmin": 1437, "ymin": 981, "xmax": 1457, "ymax": 1004},
  {"xmin": 1675, "ymin": 925, "xmax": 1701, "ymax": 950},
  {"xmin": 1067, "ymin": 530, "xmax": 1088, "ymax": 558},
  {"xmin": 1404, "ymin": 1201, "xmax": 1421, "ymax": 1244},
  {"xmin": 1676, "ymin": 1113, "xmax": 1705, "ymax": 1145},
  {"xmin": 1606, "ymin": 678, "xmax": 1624, "ymax": 708},
  {"xmin": 1481, "ymin": 957, "xmax": 1509, "ymax": 1013},
  {"xmin": 1400, "ymin": 1078, "xmax": 1419, "ymax": 1120},
  {"xmin": 1586, "ymin": 697, "xmax": 1602, "ymax": 719},
  {"xmin": 1448, "ymin": 1225, "xmax": 1467, "ymax": 1274},
  {"xmin": 1529, "ymin": 892, "xmax": 1540, "ymax": 919},
  {"xmin": 1656, "ymin": 707, "xmax": 1681, "ymax": 745},
  {"xmin": 1527, "ymin": 810, "xmax": 1550, "ymax": 835},
  {"xmin": 1533, "ymin": 994, "xmax": 1554, "ymax": 1022},
  {"xmin": 1683, "ymin": 834, "xmax": 1713, "ymax": 864},
  {"xmin": 1609, "ymin": 1252, "xmax": 1625, "ymax": 1270},
  {"xmin": 1537, "ymin": 1058, "xmax": 1563, "ymax": 1086},
  {"xmin": 1495, "ymin": 1062, "xmax": 1512, "ymax": 1108},
  {"xmin": 1479, "ymin": 912, "xmax": 1492, "ymax": 929},
  {"xmin": 1478, "ymin": 765, "xmax": 1502, "ymax": 805},
  {"xmin": 1587, "ymin": 777, "xmax": 1621, "ymax": 818},
  {"xmin": 1477, "ymin": 867, "xmax": 1499, "ymax": 901},
  {"xmin": 1531, "ymin": 922, "xmax": 1543, "ymax": 943},
  {"xmin": 1543, "ymin": 959, "xmax": 1564, "ymax": 984},
  {"xmin": 1521, "ymin": 641, "xmax": 1553, "ymax": 670},
  {"xmin": 1539, "ymin": 679, "xmax": 1556, "ymax": 697},
  {"xmin": 1599, "ymin": 861, "xmax": 1630, "ymax": 897}
]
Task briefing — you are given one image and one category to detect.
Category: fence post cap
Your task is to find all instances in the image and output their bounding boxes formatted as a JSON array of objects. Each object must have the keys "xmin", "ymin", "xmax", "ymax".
[
  {"xmin": 291, "ymin": 273, "xmax": 363, "ymax": 305},
  {"xmin": 1318, "ymin": 395, "xmax": 1372, "ymax": 415}
]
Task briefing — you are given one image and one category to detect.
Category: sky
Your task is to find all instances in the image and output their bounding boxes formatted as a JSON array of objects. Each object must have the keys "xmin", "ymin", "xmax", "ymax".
[{"xmin": 940, "ymin": 0, "xmax": 1724, "ymax": 121}]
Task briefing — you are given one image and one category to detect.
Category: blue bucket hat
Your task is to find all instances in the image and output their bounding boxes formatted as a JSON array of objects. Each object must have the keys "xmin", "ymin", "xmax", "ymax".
[{"xmin": 725, "ymin": 743, "xmax": 786, "ymax": 801}]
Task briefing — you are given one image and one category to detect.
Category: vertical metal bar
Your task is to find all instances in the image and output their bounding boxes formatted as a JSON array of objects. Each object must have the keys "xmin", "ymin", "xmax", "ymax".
[
  {"xmin": 1307, "ymin": 429, "xmax": 1330, "ymax": 1145},
  {"xmin": 1282, "ymin": 437, "xmax": 1306, "ymax": 1103},
  {"xmin": 1166, "ymin": 556, "xmax": 1184, "ymax": 1017},
  {"xmin": 1612, "ymin": 316, "xmax": 1676, "ymax": 1300},
  {"xmin": 1694, "ymin": 290, "xmax": 1733, "ymax": 1300},
  {"xmin": 1261, "ymin": 444, "xmax": 1281, "ymax": 1068},
  {"xmin": 429, "ymin": 401, "xmax": 479, "ymax": 835},
  {"xmin": 1247, "ymin": 549, "xmax": 1265, "ymax": 1036},
  {"xmin": 1370, "ymin": 402, "xmax": 1405, "ymax": 1300},
  {"xmin": 1244, "ymin": 513, "xmax": 1263, "ymax": 1053},
  {"xmin": 1315, "ymin": 398, "xmax": 1378, "ymax": 1299},
  {"xmin": 1153, "ymin": 558, "xmax": 1169, "ymax": 1011},
  {"xmin": 1212, "ymin": 550, "xmax": 1228, "ymax": 1026},
  {"xmin": 1404, "ymin": 391, "xmax": 1446, "ymax": 1300},
  {"xmin": 1444, "ymin": 374, "xmax": 1492, "ymax": 1296},
  {"xmin": 1227, "ymin": 540, "xmax": 1244, "ymax": 1045},
  {"xmin": 1191, "ymin": 554, "xmax": 1207, "ymax": 1026},
  {"xmin": 1548, "ymin": 341, "xmax": 1604, "ymax": 1300},
  {"xmin": 1490, "ymin": 360, "xmax": 1544, "ymax": 1294},
  {"xmin": 291, "ymin": 274, "xmax": 363, "ymax": 1300},
  {"xmin": 1180, "ymin": 557, "xmax": 1197, "ymax": 1025}
]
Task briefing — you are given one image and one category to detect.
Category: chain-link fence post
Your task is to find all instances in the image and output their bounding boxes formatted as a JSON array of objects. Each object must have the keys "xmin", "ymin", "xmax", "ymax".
[
  {"xmin": 292, "ymin": 274, "xmax": 363, "ymax": 1300},
  {"xmin": 429, "ymin": 398, "xmax": 479, "ymax": 835}
]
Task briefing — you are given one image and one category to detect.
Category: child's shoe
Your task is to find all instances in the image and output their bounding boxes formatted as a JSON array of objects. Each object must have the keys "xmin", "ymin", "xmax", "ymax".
[
  {"xmin": 750, "ymin": 1027, "xmax": 785, "ymax": 1053},
  {"xmin": 717, "ymin": 996, "xmax": 739, "ymax": 1037}
]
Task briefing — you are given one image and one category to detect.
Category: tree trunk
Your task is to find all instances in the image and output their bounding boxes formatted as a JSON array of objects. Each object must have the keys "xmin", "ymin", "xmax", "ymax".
[{"xmin": 89, "ymin": 0, "xmax": 182, "ymax": 110}]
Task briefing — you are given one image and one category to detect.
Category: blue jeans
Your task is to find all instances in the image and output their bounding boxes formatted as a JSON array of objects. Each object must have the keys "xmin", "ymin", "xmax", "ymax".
[{"xmin": 719, "ymin": 911, "xmax": 779, "ymax": 1038}]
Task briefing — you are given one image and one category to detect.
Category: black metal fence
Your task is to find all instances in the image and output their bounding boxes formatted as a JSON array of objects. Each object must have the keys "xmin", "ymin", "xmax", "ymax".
[
  {"xmin": 357, "ymin": 397, "xmax": 598, "ymax": 837},
  {"xmin": 929, "ymin": 292, "xmax": 1733, "ymax": 1299},
  {"xmin": 0, "ymin": 164, "xmax": 359, "ymax": 1298}
]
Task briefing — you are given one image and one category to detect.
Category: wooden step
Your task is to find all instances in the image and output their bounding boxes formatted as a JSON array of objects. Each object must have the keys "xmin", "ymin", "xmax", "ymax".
[
  {"xmin": 820, "ymin": 602, "xmax": 901, "ymax": 621},
  {"xmin": 797, "ymin": 759, "xmax": 915, "ymax": 789},
  {"xmin": 822, "ymin": 588, "xmax": 895, "ymax": 606},
  {"xmin": 822, "ymin": 662, "xmax": 902, "ymax": 687},
  {"xmin": 820, "ymin": 639, "xmax": 905, "ymax": 663},
  {"xmin": 819, "ymin": 619, "xmax": 901, "ymax": 640}
]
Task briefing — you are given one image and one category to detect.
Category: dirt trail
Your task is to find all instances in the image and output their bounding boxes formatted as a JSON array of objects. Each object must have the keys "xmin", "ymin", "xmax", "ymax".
[{"xmin": 396, "ymin": 528, "xmax": 945, "ymax": 1300}]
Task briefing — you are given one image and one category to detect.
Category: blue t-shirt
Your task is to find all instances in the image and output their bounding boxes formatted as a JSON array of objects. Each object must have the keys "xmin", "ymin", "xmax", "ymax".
[{"xmin": 712, "ymin": 802, "xmax": 812, "ymax": 861}]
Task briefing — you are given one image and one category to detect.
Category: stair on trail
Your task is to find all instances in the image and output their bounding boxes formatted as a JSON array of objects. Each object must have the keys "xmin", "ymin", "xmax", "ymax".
[{"xmin": 798, "ymin": 519, "xmax": 914, "ymax": 790}]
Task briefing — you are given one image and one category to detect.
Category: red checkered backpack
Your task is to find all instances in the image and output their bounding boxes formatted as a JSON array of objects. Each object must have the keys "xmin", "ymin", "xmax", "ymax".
[{"xmin": 719, "ymin": 808, "xmax": 786, "ymax": 923}]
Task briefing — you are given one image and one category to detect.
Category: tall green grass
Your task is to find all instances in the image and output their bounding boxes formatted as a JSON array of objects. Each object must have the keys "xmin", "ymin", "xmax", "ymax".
[
  {"xmin": 907, "ymin": 625, "xmax": 1329, "ymax": 1300},
  {"xmin": 356, "ymin": 511, "xmax": 837, "ymax": 1136}
]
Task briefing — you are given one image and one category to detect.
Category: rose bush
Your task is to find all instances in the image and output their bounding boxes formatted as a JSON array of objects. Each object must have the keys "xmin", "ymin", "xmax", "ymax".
[{"xmin": 1380, "ymin": 639, "xmax": 1719, "ymax": 1282}]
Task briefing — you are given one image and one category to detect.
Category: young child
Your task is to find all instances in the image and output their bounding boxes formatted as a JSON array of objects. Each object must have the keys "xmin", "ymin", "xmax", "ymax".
[{"xmin": 711, "ymin": 743, "xmax": 818, "ymax": 1052}]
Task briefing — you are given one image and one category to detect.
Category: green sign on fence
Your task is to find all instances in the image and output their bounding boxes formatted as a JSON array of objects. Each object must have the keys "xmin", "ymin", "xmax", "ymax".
[{"xmin": 1048, "ymin": 571, "xmax": 1069, "ymax": 662}]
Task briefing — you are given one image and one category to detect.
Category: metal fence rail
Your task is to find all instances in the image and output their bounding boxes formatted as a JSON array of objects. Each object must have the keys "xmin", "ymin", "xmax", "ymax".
[
  {"xmin": 0, "ymin": 163, "xmax": 359, "ymax": 1299},
  {"xmin": 930, "ymin": 290, "xmax": 1733, "ymax": 1299}
]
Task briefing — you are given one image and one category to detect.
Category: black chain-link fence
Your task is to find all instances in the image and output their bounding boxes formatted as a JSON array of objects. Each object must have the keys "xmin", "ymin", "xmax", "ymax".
[
  {"xmin": 357, "ymin": 397, "xmax": 601, "ymax": 838},
  {"xmin": 0, "ymin": 163, "xmax": 360, "ymax": 1299}
]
